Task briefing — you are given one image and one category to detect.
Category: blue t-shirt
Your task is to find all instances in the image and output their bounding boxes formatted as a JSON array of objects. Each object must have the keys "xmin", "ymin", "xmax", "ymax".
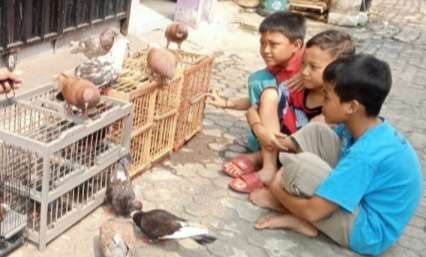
[{"xmin": 315, "ymin": 121, "xmax": 423, "ymax": 256}]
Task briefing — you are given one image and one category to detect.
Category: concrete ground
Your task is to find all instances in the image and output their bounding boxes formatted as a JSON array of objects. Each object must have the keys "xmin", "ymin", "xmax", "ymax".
[{"xmin": 7, "ymin": 0, "xmax": 426, "ymax": 256}]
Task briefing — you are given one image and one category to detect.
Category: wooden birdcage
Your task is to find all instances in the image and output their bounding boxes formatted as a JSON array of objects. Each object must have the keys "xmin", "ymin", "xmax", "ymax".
[{"xmin": 289, "ymin": 0, "xmax": 330, "ymax": 22}]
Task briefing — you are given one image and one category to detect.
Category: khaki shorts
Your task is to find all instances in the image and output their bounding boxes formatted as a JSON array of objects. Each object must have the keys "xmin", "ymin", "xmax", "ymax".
[{"xmin": 278, "ymin": 122, "xmax": 357, "ymax": 247}]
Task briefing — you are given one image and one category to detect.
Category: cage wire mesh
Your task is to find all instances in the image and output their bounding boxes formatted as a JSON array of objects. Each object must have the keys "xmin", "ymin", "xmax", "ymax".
[
  {"xmin": 0, "ymin": 147, "xmax": 30, "ymax": 255},
  {"xmin": 0, "ymin": 84, "xmax": 132, "ymax": 250}
]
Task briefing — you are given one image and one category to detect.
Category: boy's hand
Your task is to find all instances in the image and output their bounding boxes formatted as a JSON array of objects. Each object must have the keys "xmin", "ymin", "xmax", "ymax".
[
  {"xmin": 206, "ymin": 89, "xmax": 227, "ymax": 108},
  {"xmin": 271, "ymin": 132, "xmax": 289, "ymax": 151},
  {"xmin": 287, "ymin": 73, "xmax": 304, "ymax": 92},
  {"xmin": 0, "ymin": 69, "xmax": 22, "ymax": 95}
]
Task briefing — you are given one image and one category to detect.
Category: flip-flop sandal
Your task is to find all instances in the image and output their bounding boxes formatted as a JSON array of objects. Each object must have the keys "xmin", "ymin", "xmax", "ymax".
[
  {"xmin": 228, "ymin": 172, "xmax": 264, "ymax": 193},
  {"xmin": 222, "ymin": 155, "xmax": 256, "ymax": 178}
]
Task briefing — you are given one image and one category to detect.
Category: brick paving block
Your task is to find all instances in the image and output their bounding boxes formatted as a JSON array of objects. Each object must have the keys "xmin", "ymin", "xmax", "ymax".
[
  {"xmin": 203, "ymin": 128, "xmax": 223, "ymax": 137},
  {"xmin": 398, "ymin": 234, "xmax": 426, "ymax": 252}
]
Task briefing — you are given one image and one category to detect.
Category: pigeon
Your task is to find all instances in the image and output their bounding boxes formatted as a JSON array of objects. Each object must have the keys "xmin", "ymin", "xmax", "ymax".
[
  {"xmin": 146, "ymin": 46, "xmax": 177, "ymax": 81},
  {"xmin": 74, "ymin": 37, "xmax": 130, "ymax": 94},
  {"xmin": 130, "ymin": 208, "xmax": 217, "ymax": 245},
  {"xmin": 70, "ymin": 28, "xmax": 119, "ymax": 59},
  {"xmin": 165, "ymin": 22, "xmax": 188, "ymax": 50},
  {"xmin": 0, "ymin": 203, "xmax": 9, "ymax": 223},
  {"xmin": 108, "ymin": 234, "xmax": 128, "ymax": 257},
  {"xmin": 56, "ymin": 73, "xmax": 101, "ymax": 117},
  {"xmin": 105, "ymin": 154, "xmax": 142, "ymax": 216},
  {"xmin": 100, "ymin": 219, "xmax": 136, "ymax": 257}
]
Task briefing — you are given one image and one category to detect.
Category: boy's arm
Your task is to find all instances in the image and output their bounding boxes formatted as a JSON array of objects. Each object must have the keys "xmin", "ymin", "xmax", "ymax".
[
  {"xmin": 246, "ymin": 106, "xmax": 275, "ymax": 150},
  {"xmin": 228, "ymin": 97, "xmax": 251, "ymax": 110},
  {"xmin": 270, "ymin": 169, "xmax": 339, "ymax": 223},
  {"xmin": 206, "ymin": 89, "xmax": 250, "ymax": 110},
  {"xmin": 246, "ymin": 106, "xmax": 299, "ymax": 152}
]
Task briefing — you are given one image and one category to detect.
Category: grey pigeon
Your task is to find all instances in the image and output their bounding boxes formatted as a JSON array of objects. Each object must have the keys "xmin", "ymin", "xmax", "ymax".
[
  {"xmin": 106, "ymin": 154, "xmax": 142, "ymax": 216},
  {"xmin": 70, "ymin": 28, "xmax": 118, "ymax": 59},
  {"xmin": 130, "ymin": 209, "xmax": 216, "ymax": 245},
  {"xmin": 74, "ymin": 37, "xmax": 129, "ymax": 90}
]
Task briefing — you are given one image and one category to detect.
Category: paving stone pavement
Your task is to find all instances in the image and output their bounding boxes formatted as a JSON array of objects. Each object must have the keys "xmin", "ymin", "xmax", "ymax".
[{"xmin": 9, "ymin": 0, "xmax": 426, "ymax": 257}]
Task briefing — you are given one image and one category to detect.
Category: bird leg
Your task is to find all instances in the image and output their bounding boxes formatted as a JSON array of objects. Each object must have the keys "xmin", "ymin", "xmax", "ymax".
[
  {"xmin": 166, "ymin": 40, "xmax": 170, "ymax": 49},
  {"xmin": 82, "ymin": 103, "xmax": 89, "ymax": 119},
  {"xmin": 66, "ymin": 103, "xmax": 73, "ymax": 114},
  {"xmin": 178, "ymin": 42, "xmax": 182, "ymax": 50}
]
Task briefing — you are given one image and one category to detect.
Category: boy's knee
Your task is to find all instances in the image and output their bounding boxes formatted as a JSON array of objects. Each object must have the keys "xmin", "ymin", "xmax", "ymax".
[
  {"xmin": 280, "ymin": 152, "xmax": 331, "ymax": 197},
  {"xmin": 303, "ymin": 122, "xmax": 330, "ymax": 133}
]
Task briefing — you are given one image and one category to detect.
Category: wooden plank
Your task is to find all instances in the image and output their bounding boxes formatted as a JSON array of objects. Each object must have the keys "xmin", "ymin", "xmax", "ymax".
[
  {"xmin": 23, "ymin": 0, "xmax": 34, "ymax": 42},
  {"xmin": 74, "ymin": 0, "xmax": 79, "ymax": 27},
  {"xmin": 40, "ymin": 0, "xmax": 49, "ymax": 40},
  {"xmin": 5, "ymin": 0, "xmax": 16, "ymax": 47},
  {"xmin": 57, "ymin": 0, "xmax": 65, "ymax": 35},
  {"xmin": 289, "ymin": 0, "xmax": 329, "ymax": 12},
  {"xmin": 120, "ymin": 0, "xmax": 132, "ymax": 35}
]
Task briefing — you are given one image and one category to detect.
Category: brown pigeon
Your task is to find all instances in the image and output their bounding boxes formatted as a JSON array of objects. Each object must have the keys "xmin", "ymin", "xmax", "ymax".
[
  {"xmin": 57, "ymin": 73, "xmax": 101, "ymax": 117},
  {"xmin": 165, "ymin": 22, "xmax": 189, "ymax": 49},
  {"xmin": 0, "ymin": 203, "xmax": 9, "ymax": 223},
  {"xmin": 146, "ymin": 46, "xmax": 177, "ymax": 81}
]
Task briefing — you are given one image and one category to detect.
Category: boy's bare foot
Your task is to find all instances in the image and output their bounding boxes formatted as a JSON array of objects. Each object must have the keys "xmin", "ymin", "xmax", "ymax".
[
  {"xmin": 255, "ymin": 213, "xmax": 319, "ymax": 237},
  {"xmin": 249, "ymin": 188, "xmax": 286, "ymax": 212}
]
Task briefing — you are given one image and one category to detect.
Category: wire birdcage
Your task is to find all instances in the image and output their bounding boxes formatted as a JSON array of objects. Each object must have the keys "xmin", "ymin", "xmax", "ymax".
[
  {"xmin": 0, "ymin": 84, "xmax": 132, "ymax": 250},
  {"xmin": 0, "ymin": 150, "xmax": 30, "ymax": 257}
]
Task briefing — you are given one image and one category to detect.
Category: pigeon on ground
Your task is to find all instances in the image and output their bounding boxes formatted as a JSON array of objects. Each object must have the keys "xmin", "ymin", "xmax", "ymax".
[
  {"xmin": 130, "ymin": 208, "xmax": 216, "ymax": 245},
  {"xmin": 165, "ymin": 22, "xmax": 188, "ymax": 50},
  {"xmin": 105, "ymin": 154, "xmax": 142, "ymax": 216},
  {"xmin": 100, "ymin": 218, "xmax": 136, "ymax": 257},
  {"xmin": 70, "ymin": 28, "xmax": 119, "ymax": 59}
]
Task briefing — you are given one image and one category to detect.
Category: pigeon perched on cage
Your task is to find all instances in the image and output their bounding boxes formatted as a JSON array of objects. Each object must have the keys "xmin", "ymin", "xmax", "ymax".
[
  {"xmin": 74, "ymin": 37, "xmax": 130, "ymax": 94},
  {"xmin": 105, "ymin": 154, "xmax": 142, "ymax": 217},
  {"xmin": 70, "ymin": 28, "xmax": 119, "ymax": 59},
  {"xmin": 146, "ymin": 45, "xmax": 177, "ymax": 82},
  {"xmin": 130, "ymin": 208, "xmax": 217, "ymax": 245},
  {"xmin": 57, "ymin": 73, "xmax": 101, "ymax": 117},
  {"xmin": 165, "ymin": 22, "xmax": 189, "ymax": 50}
]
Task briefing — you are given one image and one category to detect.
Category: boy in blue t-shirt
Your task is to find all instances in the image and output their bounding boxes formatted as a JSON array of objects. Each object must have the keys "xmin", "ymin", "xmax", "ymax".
[{"xmin": 249, "ymin": 54, "xmax": 423, "ymax": 256}]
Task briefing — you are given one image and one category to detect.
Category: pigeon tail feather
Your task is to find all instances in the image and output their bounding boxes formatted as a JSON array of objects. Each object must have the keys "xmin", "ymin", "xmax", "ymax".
[
  {"xmin": 160, "ymin": 222, "xmax": 209, "ymax": 240},
  {"xmin": 193, "ymin": 235, "xmax": 217, "ymax": 245}
]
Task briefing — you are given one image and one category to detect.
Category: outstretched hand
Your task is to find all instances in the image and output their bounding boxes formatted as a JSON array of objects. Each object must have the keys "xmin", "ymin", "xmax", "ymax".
[
  {"xmin": 0, "ymin": 69, "xmax": 22, "ymax": 95},
  {"xmin": 206, "ymin": 89, "xmax": 227, "ymax": 108}
]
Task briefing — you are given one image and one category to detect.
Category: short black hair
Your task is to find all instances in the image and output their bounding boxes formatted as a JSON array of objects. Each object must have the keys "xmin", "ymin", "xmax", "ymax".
[
  {"xmin": 259, "ymin": 11, "xmax": 306, "ymax": 42},
  {"xmin": 323, "ymin": 54, "xmax": 392, "ymax": 117},
  {"xmin": 306, "ymin": 30, "xmax": 355, "ymax": 58}
]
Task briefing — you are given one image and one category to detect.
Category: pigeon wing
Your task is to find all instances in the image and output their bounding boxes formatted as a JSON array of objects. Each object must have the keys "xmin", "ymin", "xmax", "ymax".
[
  {"xmin": 111, "ymin": 182, "xmax": 136, "ymax": 216},
  {"xmin": 139, "ymin": 210, "xmax": 184, "ymax": 239}
]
